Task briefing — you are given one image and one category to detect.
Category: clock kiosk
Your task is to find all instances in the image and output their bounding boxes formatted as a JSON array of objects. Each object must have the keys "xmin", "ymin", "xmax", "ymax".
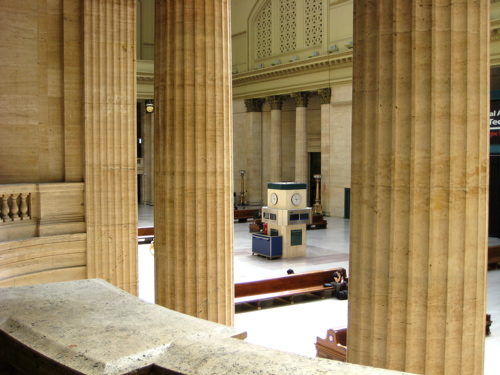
[{"xmin": 252, "ymin": 182, "xmax": 311, "ymax": 258}]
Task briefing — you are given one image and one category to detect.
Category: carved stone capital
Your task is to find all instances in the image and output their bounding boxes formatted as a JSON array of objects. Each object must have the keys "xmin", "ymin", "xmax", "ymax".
[
  {"xmin": 318, "ymin": 88, "xmax": 332, "ymax": 104},
  {"xmin": 244, "ymin": 98, "xmax": 265, "ymax": 112},
  {"xmin": 266, "ymin": 95, "xmax": 284, "ymax": 110},
  {"xmin": 291, "ymin": 92, "xmax": 310, "ymax": 108}
]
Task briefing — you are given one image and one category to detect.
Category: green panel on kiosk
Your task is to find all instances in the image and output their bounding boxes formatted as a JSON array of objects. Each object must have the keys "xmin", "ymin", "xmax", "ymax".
[
  {"xmin": 268, "ymin": 182, "xmax": 307, "ymax": 190},
  {"xmin": 290, "ymin": 229, "xmax": 303, "ymax": 246}
]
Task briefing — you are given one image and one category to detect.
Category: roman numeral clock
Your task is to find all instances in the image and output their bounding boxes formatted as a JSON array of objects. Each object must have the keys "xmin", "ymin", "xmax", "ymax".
[{"xmin": 253, "ymin": 182, "xmax": 311, "ymax": 259}]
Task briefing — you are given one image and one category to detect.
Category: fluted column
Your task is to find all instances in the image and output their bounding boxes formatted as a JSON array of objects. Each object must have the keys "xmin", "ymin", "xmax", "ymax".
[
  {"xmin": 244, "ymin": 98, "xmax": 265, "ymax": 206},
  {"xmin": 154, "ymin": 1, "xmax": 233, "ymax": 326},
  {"xmin": 267, "ymin": 95, "xmax": 283, "ymax": 183},
  {"xmin": 292, "ymin": 92, "xmax": 309, "ymax": 184},
  {"xmin": 83, "ymin": 0, "xmax": 138, "ymax": 294},
  {"xmin": 348, "ymin": 1, "xmax": 489, "ymax": 375},
  {"xmin": 318, "ymin": 88, "xmax": 331, "ymax": 216},
  {"xmin": 141, "ymin": 103, "xmax": 154, "ymax": 205}
]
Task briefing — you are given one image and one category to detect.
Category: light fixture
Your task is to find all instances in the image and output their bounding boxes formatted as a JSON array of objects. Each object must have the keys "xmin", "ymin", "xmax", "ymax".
[
  {"xmin": 239, "ymin": 170, "xmax": 247, "ymax": 205},
  {"xmin": 327, "ymin": 45, "xmax": 339, "ymax": 53},
  {"xmin": 146, "ymin": 99, "xmax": 154, "ymax": 113}
]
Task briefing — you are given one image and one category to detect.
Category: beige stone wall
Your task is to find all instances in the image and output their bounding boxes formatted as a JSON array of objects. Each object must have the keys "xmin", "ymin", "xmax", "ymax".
[
  {"xmin": 0, "ymin": 1, "xmax": 84, "ymax": 184},
  {"xmin": 281, "ymin": 98, "xmax": 297, "ymax": 182},
  {"xmin": 329, "ymin": 85, "xmax": 352, "ymax": 217},
  {"xmin": 0, "ymin": 1, "xmax": 138, "ymax": 295},
  {"xmin": 0, "ymin": 2, "xmax": 88, "ymax": 289}
]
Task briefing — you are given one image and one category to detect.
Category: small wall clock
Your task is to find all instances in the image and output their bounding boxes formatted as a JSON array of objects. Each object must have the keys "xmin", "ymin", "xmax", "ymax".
[
  {"xmin": 291, "ymin": 193, "xmax": 302, "ymax": 206},
  {"xmin": 270, "ymin": 193, "xmax": 278, "ymax": 205}
]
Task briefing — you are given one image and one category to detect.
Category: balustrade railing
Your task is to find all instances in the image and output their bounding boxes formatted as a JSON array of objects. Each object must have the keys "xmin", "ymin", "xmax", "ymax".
[{"xmin": 1, "ymin": 192, "xmax": 31, "ymax": 222}]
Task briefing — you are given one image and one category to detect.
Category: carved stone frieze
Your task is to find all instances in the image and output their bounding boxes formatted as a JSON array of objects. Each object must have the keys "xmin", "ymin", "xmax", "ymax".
[{"xmin": 232, "ymin": 52, "xmax": 353, "ymax": 86}]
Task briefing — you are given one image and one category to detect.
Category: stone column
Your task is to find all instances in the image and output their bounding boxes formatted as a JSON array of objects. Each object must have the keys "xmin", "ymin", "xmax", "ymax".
[
  {"xmin": 291, "ymin": 92, "xmax": 310, "ymax": 184},
  {"xmin": 318, "ymin": 88, "xmax": 331, "ymax": 216},
  {"xmin": 83, "ymin": 0, "xmax": 138, "ymax": 295},
  {"xmin": 348, "ymin": 1, "xmax": 489, "ymax": 375},
  {"xmin": 267, "ymin": 95, "xmax": 284, "ymax": 183},
  {"xmin": 141, "ymin": 103, "xmax": 154, "ymax": 206},
  {"xmin": 154, "ymin": 1, "xmax": 234, "ymax": 326},
  {"xmin": 244, "ymin": 98, "xmax": 265, "ymax": 206}
]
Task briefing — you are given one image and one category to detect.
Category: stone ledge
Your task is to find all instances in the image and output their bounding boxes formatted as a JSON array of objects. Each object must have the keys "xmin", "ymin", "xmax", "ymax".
[{"xmin": 0, "ymin": 279, "xmax": 414, "ymax": 375}]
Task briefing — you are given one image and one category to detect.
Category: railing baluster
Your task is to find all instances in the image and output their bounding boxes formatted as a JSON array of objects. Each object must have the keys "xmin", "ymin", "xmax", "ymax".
[
  {"xmin": 19, "ymin": 193, "xmax": 29, "ymax": 219},
  {"xmin": 9, "ymin": 193, "xmax": 20, "ymax": 221},
  {"xmin": 1, "ymin": 195, "xmax": 9, "ymax": 222}
]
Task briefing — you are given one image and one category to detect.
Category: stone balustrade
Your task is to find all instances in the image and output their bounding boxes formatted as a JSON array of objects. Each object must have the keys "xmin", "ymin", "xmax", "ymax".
[
  {"xmin": 1, "ymin": 188, "xmax": 32, "ymax": 223},
  {"xmin": 0, "ymin": 182, "xmax": 85, "ymax": 240},
  {"xmin": 0, "ymin": 183, "xmax": 86, "ymax": 288}
]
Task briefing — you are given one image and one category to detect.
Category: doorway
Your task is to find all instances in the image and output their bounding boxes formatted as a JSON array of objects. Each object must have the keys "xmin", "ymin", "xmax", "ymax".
[{"xmin": 309, "ymin": 152, "xmax": 321, "ymax": 207}]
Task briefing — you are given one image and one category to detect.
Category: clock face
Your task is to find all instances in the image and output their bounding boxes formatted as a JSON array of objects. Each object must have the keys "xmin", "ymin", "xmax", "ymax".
[
  {"xmin": 291, "ymin": 193, "xmax": 302, "ymax": 206},
  {"xmin": 270, "ymin": 193, "xmax": 278, "ymax": 205}
]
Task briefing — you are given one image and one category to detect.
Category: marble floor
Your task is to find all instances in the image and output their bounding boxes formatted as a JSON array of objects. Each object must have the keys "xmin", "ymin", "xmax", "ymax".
[{"xmin": 137, "ymin": 204, "xmax": 500, "ymax": 374}]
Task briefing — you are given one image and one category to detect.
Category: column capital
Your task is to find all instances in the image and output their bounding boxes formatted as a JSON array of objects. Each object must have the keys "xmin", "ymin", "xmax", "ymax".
[
  {"xmin": 266, "ymin": 95, "xmax": 284, "ymax": 110},
  {"xmin": 244, "ymin": 98, "xmax": 265, "ymax": 112},
  {"xmin": 291, "ymin": 92, "xmax": 310, "ymax": 108},
  {"xmin": 318, "ymin": 88, "xmax": 332, "ymax": 104}
]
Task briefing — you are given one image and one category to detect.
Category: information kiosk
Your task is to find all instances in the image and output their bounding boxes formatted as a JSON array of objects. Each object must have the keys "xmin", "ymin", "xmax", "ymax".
[{"xmin": 253, "ymin": 182, "xmax": 311, "ymax": 258}]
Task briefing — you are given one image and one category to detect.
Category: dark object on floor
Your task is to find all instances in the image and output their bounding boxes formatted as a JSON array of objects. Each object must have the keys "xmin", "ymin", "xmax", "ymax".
[
  {"xmin": 487, "ymin": 313, "xmax": 493, "ymax": 335},
  {"xmin": 336, "ymin": 290, "xmax": 348, "ymax": 300}
]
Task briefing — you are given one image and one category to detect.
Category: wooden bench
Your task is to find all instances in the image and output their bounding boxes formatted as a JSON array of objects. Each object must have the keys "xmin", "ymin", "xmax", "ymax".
[
  {"xmin": 315, "ymin": 327, "xmax": 347, "ymax": 362},
  {"xmin": 317, "ymin": 315, "xmax": 492, "ymax": 362},
  {"xmin": 488, "ymin": 245, "xmax": 500, "ymax": 268},
  {"xmin": 307, "ymin": 214, "xmax": 328, "ymax": 230},
  {"xmin": 249, "ymin": 218, "xmax": 262, "ymax": 232},
  {"xmin": 138, "ymin": 227, "xmax": 154, "ymax": 244},
  {"xmin": 234, "ymin": 268, "xmax": 347, "ymax": 309},
  {"xmin": 234, "ymin": 208, "xmax": 260, "ymax": 223}
]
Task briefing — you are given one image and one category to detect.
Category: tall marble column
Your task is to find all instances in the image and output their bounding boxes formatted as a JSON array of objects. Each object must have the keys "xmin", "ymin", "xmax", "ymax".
[
  {"xmin": 292, "ymin": 92, "xmax": 309, "ymax": 184},
  {"xmin": 154, "ymin": 1, "xmax": 234, "ymax": 326},
  {"xmin": 348, "ymin": 1, "xmax": 489, "ymax": 375},
  {"xmin": 318, "ymin": 88, "xmax": 331, "ymax": 216},
  {"xmin": 267, "ymin": 95, "xmax": 284, "ymax": 183},
  {"xmin": 83, "ymin": 0, "xmax": 138, "ymax": 295},
  {"xmin": 244, "ymin": 98, "xmax": 265, "ymax": 206}
]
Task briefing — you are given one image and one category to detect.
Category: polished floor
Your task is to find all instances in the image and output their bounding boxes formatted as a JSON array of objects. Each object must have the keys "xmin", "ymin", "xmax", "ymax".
[{"xmin": 138, "ymin": 204, "xmax": 500, "ymax": 374}]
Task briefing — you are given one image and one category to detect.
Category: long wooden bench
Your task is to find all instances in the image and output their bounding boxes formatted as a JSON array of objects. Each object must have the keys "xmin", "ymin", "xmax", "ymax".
[
  {"xmin": 315, "ymin": 327, "xmax": 347, "ymax": 362},
  {"xmin": 138, "ymin": 227, "xmax": 154, "ymax": 243},
  {"xmin": 234, "ymin": 268, "xmax": 347, "ymax": 309},
  {"xmin": 488, "ymin": 245, "xmax": 500, "ymax": 268},
  {"xmin": 234, "ymin": 208, "xmax": 260, "ymax": 223},
  {"xmin": 317, "ymin": 313, "xmax": 492, "ymax": 362}
]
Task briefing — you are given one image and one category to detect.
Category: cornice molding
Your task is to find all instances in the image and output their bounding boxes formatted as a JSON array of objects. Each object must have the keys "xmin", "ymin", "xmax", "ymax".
[
  {"xmin": 232, "ymin": 51, "xmax": 353, "ymax": 87},
  {"xmin": 137, "ymin": 74, "xmax": 154, "ymax": 85}
]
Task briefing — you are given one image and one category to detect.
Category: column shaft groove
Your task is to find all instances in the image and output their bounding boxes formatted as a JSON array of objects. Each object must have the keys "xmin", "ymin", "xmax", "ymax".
[
  {"xmin": 154, "ymin": 0, "xmax": 233, "ymax": 325},
  {"xmin": 349, "ymin": 1, "xmax": 489, "ymax": 374}
]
